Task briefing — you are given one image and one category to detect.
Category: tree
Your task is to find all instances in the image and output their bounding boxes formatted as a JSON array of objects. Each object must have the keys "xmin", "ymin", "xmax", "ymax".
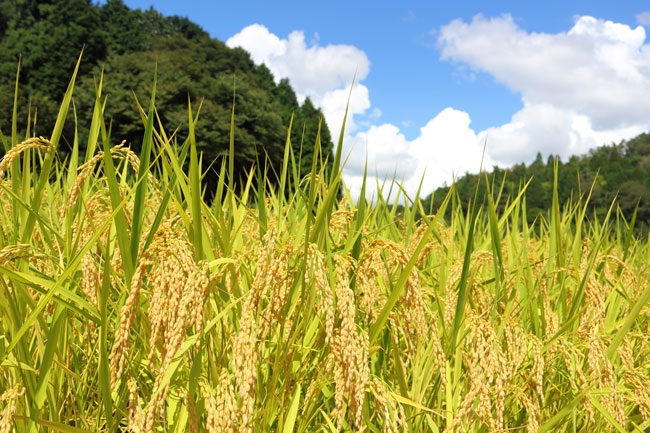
[
  {"xmin": 74, "ymin": 37, "xmax": 285, "ymax": 196},
  {"xmin": 100, "ymin": 0, "xmax": 149, "ymax": 54},
  {"xmin": 0, "ymin": 0, "xmax": 335, "ymax": 190},
  {"xmin": 0, "ymin": 0, "xmax": 106, "ymax": 96}
]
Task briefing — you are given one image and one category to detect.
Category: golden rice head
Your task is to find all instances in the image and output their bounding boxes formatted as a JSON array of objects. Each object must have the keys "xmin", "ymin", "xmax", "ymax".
[
  {"xmin": 328, "ymin": 254, "xmax": 370, "ymax": 431},
  {"xmin": 445, "ymin": 310, "xmax": 503, "ymax": 432},
  {"xmin": 127, "ymin": 378, "xmax": 145, "ymax": 433},
  {"xmin": 622, "ymin": 368, "xmax": 650, "ymax": 422},
  {"xmin": 0, "ymin": 385, "xmax": 24, "ymax": 433},
  {"xmin": 443, "ymin": 259, "xmax": 463, "ymax": 329},
  {"xmin": 109, "ymin": 253, "xmax": 149, "ymax": 387},
  {"xmin": 144, "ymin": 243, "xmax": 209, "ymax": 429},
  {"xmin": 200, "ymin": 371, "xmax": 237, "ymax": 433},
  {"xmin": 186, "ymin": 390, "xmax": 198, "ymax": 433},
  {"xmin": 356, "ymin": 236, "xmax": 433, "ymax": 378},
  {"xmin": 258, "ymin": 240, "xmax": 295, "ymax": 342},
  {"xmin": 109, "ymin": 217, "xmax": 209, "ymax": 397},
  {"xmin": 370, "ymin": 378, "xmax": 407, "ymax": 433},
  {"xmin": 67, "ymin": 141, "xmax": 161, "ymax": 206},
  {"xmin": 503, "ymin": 319, "xmax": 528, "ymax": 379},
  {"xmin": 329, "ymin": 205, "xmax": 355, "ymax": 244},
  {"xmin": 538, "ymin": 276, "xmax": 559, "ymax": 339},
  {"xmin": 583, "ymin": 328, "xmax": 626, "ymax": 426},
  {"xmin": 230, "ymin": 230, "xmax": 284, "ymax": 432},
  {"xmin": 617, "ymin": 336, "xmax": 635, "ymax": 372},
  {"xmin": 407, "ymin": 217, "xmax": 444, "ymax": 267},
  {"xmin": 0, "ymin": 137, "xmax": 54, "ymax": 187},
  {"xmin": 231, "ymin": 292, "xmax": 259, "ymax": 433},
  {"xmin": 63, "ymin": 145, "xmax": 110, "ymax": 218},
  {"xmin": 471, "ymin": 250, "xmax": 496, "ymax": 313},
  {"xmin": 555, "ymin": 340, "xmax": 582, "ymax": 391},
  {"xmin": 520, "ymin": 390, "xmax": 541, "ymax": 433},
  {"xmin": 305, "ymin": 244, "xmax": 335, "ymax": 343},
  {"xmin": 81, "ymin": 250, "xmax": 101, "ymax": 305},
  {"xmin": 380, "ymin": 239, "xmax": 429, "ymax": 350},
  {"xmin": 355, "ymin": 240, "xmax": 386, "ymax": 326},
  {"xmin": 0, "ymin": 244, "xmax": 33, "ymax": 266},
  {"xmin": 531, "ymin": 335, "xmax": 545, "ymax": 407},
  {"xmin": 0, "ymin": 244, "xmax": 47, "ymax": 305}
]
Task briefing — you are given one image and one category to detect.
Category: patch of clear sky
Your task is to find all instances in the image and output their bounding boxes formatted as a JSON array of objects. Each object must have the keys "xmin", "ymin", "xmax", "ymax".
[{"xmin": 122, "ymin": 0, "xmax": 649, "ymax": 140}]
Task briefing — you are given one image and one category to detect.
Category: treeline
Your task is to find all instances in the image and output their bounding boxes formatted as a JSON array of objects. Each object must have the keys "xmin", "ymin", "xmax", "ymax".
[
  {"xmin": 0, "ymin": 0, "xmax": 332, "ymax": 191},
  {"xmin": 424, "ymin": 133, "xmax": 650, "ymax": 231}
]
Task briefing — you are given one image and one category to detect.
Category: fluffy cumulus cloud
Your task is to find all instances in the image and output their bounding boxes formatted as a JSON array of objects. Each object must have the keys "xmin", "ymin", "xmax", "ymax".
[
  {"xmin": 226, "ymin": 24, "xmax": 486, "ymax": 200},
  {"xmin": 439, "ymin": 14, "xmax": 650, "ymax": 165},
  {"xmin": 226, "ymin": 24, "xmax": 371, "ymax": 134},
  {"xmin": 342, "ymin": 109, "xmax": 489, "ymax": 201},
  {"xmin": 318, "ymin": 83, "xmax": 371, "ymax": 139},
  {"xmin": 226, "ymin": 16, "xmax": 650, "ymax": 200}
]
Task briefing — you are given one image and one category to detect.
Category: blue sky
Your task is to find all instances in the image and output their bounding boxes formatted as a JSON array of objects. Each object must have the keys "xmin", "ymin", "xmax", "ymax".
[{"xmin": 123, "ymin": 0, "xmax": 650, "ymax": 198}]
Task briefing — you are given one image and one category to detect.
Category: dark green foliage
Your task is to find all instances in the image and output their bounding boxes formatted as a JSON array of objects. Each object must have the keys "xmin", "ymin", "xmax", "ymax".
[
  {"xmin": 423, "ymin": 133, "xmax": 650, "ymax": 232},
  {"xmin": 73, "ymin": 37, "xmax": 286, "ymax": 190},
  {"xmin": 0, "ymin": 0, "xmax": 333, "ymax": 195},
  {"xmin": 0, "ymin": 0, "xmax": 106, "ymax": 96}
]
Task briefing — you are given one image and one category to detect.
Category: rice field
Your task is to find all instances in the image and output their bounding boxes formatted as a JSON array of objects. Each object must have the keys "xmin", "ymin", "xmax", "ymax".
[{"xmin": 1, "ymin": 61, "xmax": 650, "ymax": 433}]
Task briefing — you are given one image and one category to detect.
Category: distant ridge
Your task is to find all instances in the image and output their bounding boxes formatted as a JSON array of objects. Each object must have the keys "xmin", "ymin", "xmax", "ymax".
[{"xmin": 0, "ymin": 0, "xmax": 333, "ymax": 188}]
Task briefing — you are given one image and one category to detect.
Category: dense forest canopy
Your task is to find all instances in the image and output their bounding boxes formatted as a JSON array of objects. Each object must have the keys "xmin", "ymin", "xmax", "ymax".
[{"xmin": 0, "ymin": 0, "xmax": 333, "ymax": 191}]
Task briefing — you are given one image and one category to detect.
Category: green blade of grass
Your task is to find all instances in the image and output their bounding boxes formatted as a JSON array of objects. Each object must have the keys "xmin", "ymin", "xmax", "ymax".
[
  {"xmin": 278, "ymin": 114, "xmax": 294, "ymax": 218},
  {"xmin": 229, "ymin": 79, "xmax": 236, "ymax": 192},
  {"xmin": 14, "ymin": 417, "xmax": 94, "ymax": 433},
  {"xmin": 484, "ymin": 172, "xmax": 505, "ymax": 295},
  {"xmin": 449, "ymin": 187, "xmax": 481, "ymax": 351},
  {"xmin": 606, "ymin": 274, "xmax": 650, "ymax": 359},
  {"xmin": 26, "ymin": 306, "xmax": 64, "ymax": 433},
  {"xmin": 129, "ymin": 64, "xmax": 157, "ymax": 264},
  {"xmin": 282, "ymin": 384, "xmax": 301, "ymax": 433},
  {"xmin": 10, "ymin": 58, "xmax": 21, "ymax": 241},
  {"xmin": 187, "ymin": 96, "xmax": 203, "ymax": 260},
  {"xmin": 21, "ymin": 51, "xmax": 82, "ymax": 244},
  {"xmin": 84, "ymin": 71, "xmax": 103, "ymax": 163},
  {"xmin": 100, "ymin": 110, "xmax": 135, "ymax": 283},
  {"xmin": 329, "ymin": 77, "xmax": 353, "ymax": 187},
  {"xmin": 98, "ymin": 242, "xmax": 113, "ymax": 430},
  {"xmin": 538, "ymin": 390, "xmax": 589, "ymax": 433}
]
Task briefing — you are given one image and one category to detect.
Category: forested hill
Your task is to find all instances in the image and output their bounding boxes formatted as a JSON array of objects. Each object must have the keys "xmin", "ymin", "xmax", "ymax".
[
  {"xmin": 0, "ymin": 0, "xmax": 332, "ymax": 188},
  {"xmin": 424, "ymin": 133, "xmax": 650, "ymax": 231}
]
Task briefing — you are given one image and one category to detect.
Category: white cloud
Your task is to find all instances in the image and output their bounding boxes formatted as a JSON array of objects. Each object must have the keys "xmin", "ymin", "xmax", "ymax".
[
  {"xmin": 478, "ymin": 104, "xmax": 646, "ymax": 165},
  {"xmin": 226, "ymin": 25, "xmax": 369, "ymax": 104},
  {"xmin": 342, "ymin": 108, "xmax": 489, "ymax": 201},
  {"xmin": 226, "ymin": 16, "xmax": 650, "ymax": 201},
  {"xmin": 226, "ymin": 24, "xmax": 285, "ymax": 62},
  {"xmin": 318, "ymin": 83, "xmax": 371, "ymax": 136},
  {"xmin": 438, "ymin": 14, "xmax": 650, "ymax": 165},
  {"xmin": 226, "ymin": 24, "xmax": 488, "ymax": 200},
  {"xmin": 226, "ymin": 24, "xmax": 373, "ymax": 136},
  {"xmin": 637, "ymin": 11, "xmax": 650, "ymax": 26}
]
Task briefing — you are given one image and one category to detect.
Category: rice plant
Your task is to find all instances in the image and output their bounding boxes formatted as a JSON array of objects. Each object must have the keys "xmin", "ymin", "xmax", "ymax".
[{"xmin": 1, "ymin": 60, "xmax": 650, "ymax": 433}]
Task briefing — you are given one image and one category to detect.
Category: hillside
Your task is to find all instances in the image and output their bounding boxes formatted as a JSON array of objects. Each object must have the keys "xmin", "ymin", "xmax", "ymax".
[
  {"xmin": 0, "ymin": 0, "xmax": 333, "ymax": 191},
  {"xmin": 2, "ymin": 0, "xmax": 648, "ymax": 221},
  {"xmin": 423, "ymin": 133, "xmax": 650, "ymax": 231}
]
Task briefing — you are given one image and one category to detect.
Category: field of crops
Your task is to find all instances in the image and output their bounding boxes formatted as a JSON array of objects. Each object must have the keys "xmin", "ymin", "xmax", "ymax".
[{"xmin": 1, "ymin": 61, "xmax": 650, "ymax": 433}]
